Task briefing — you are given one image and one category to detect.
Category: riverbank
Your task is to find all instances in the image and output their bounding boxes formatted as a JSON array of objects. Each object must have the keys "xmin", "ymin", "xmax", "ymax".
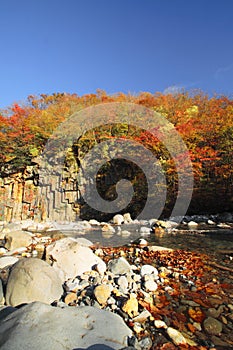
[{"xmin": 0, "ymin": 215, "xmax": 232, "ymax": 349}]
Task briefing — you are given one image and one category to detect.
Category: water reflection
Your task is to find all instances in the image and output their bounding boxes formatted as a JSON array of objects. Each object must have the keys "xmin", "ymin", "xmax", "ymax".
[{"xmin": 61, "ymin": 225, "xmax": 233, "ymax": 257}]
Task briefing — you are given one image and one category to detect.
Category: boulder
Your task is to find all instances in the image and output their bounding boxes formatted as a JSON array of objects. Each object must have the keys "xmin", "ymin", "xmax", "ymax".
[
  {"xmin": 46, "ymin": 237, "xmax": 106, "ymax": 281},
  {"xmin": 123, "ymin": 213, "xmax": 133, "ymax": 223},
  {"xmin": 187, "ymin": 221, "xmax": 198, "ymax": 228},
  {"xmin": 113, "ymin": 214, "xmax": 124, "ymax": 225},
  {"xmin": 74, "ymin": 237, "xmax": 93, "ymax": 247},
  {"xmin": 1, "ymin": 223, "xmax": 22, "ymax": 234},
  {"xmin": 140, "ymin": 264, "xmax": 158, "ymax": 276},
  {"xmin": 5, "ymin": 258, "xmax": 63, "ymax": 306},
  {"xmin": 108, "ymin": 257, "xmax": 131, "ymax": 275},
  {"xmin": 0, "ymin": 302, "xmax": 132, "ymax": 349},
  {"xmin": 0, "ymin": 257, "xmax": 19, "ymax": 269},
  {"xmin": 0, "ymin": 280, "xmax": 4, "ymax": 305},
  {"xmin": 4, "ymin": 230, "xmax": 33, "ymax": 250}
]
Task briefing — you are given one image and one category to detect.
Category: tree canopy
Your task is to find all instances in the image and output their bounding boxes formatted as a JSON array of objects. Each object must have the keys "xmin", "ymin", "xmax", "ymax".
[{"xmin": 0, "ymin": 90, "xmax": 232, "ymax": 215}]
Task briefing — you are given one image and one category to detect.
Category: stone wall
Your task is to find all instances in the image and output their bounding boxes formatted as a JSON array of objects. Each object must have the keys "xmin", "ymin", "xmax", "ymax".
[{"xmin": 0, "ymin": 166, "xmax": 80, "ymax": 222}]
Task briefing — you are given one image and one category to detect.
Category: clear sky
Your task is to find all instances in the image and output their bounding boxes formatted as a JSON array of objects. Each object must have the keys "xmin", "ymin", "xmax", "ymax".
[{"xmin": 0, "ymin": 0, "xmax": 233, "ymax": 109}]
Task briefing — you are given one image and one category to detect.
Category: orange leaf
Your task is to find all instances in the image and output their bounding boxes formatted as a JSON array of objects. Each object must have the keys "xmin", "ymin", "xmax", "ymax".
[
  {"xmin": 187, "ymin": 322, "xmax": 196, "ymax": 333},
  {"xmin": 188, "ymin": 308, "xmax": 206, "ymax": 323}
]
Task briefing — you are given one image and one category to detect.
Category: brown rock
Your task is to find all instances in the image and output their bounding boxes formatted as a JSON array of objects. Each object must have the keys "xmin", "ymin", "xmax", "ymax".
[
  {"xmin": 94, "ymin": 284, "xmax": 111, "ymax": 305},
  {"xmin": 64, "ymin": 292, "xmax": 78, "ymax": 305},
  {"xmin": 5, "ymin": 230, "xmax": 33, "ymax": 250},
  {"xmin": 122, "ymin": 294, "xmax": 138, "ymax": 317},
  {"xmin": 203, "ymin": 317, "xmax": 223, "ymax": 335}
]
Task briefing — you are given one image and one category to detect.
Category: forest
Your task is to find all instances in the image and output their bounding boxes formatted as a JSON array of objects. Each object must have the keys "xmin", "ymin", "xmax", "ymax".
[{"xmin": 0, "ymin": 90, "xmax": 232, "ymax": 217}]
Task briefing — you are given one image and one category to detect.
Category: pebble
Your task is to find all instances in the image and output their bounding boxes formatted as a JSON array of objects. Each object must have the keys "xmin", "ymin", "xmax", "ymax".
[
  {"xmin": 180, "ymin": 299, "xmax": 200, "ymax": 307},
  {"xmin": 102, "ymin": 224, "xmax": 115, "ymax": 233},
  {"xmin": 167, "ymin": 327, "xmax": 187, "ymax": 345},
  {"xmin": 140, "ymin": 264, "xmax": 158, "ymax": 276},
  {"xmin": 211, "ymin": 335, "xmax": 230, "ymax": 346},
  {"xmin": 4, "ymin": 247, "xmax": 27, "ymax": 256},
  {"xmin": 138, "ymin": 336, "xmax": 153, "ymax": 349},
  {"xmin": 122, "ymin": 294, "xmax": 138, "ymax": 317},
  {"xmin": 217, "ymin": 223, "xmax": 231, "ymax": 228},
  {"xmin": 1, "ymin": 220, "xmax": 233, "ymax": 349},
  {"xmin": 139, "ymin": 227, "xmax": 151, "ymax": 235},
  {"xmin": 64, "ymin": 278, "xmax": 81, "ymax": 292},
  {"xmin": 203, "ymin": 317, "xmax": 223, "ymax": 335},
  {"xmin": 138, "ymin": 239, "xmax": 148, "ymax": 246},
  {"xmin": 154, "ymin": 320, "xmax": 168, "ymax": 329},
  {"xmin": 94, "ymin": 284, "xmax": 111, "ymax": 305},
  {"xmin": 107, "ymin": 296, "xmax": 116, "ymax": 305},
  {"xmin": 206, "ymin": 307, "xmax": 221, "ymax": 318},
  {"xmin": 188, "ymin": 221, "xmax": 198, "ymax": 228},
  {"xmin": 133, "ymin": 310, "xmax": 152, "ymax": 323},
  {"xmin": 144, "ymin": 280, "xmax": 158, "ymax": 292},
  {"xmin": 64, "ymin": 292, "xmax": 78, "ymax": 305},
  {"xmin": 193, "ymin": 322, "xmax": 202, "ymax": 331},
  {"xmin": 89, "ymin": 219, "xmax": 100, "ymax": 226},
  {"xmin": 94, "ymin": 262, "xmax": 106, "ymax": 275},
  {"xmin": 117, "ymin": 275, "xmax": 129, "ymax": 293},
  {"xmin": 94, "ymin": 248, "xmax": 103, "ymax": 256},
  {"xmin": 0, "ymin": 248, "xmax": 7, "ymax": 255},
  {"xmin": 108, "ymin": 257, "xmax": 131, "ymax": 275},
  {"xmin": 133, "ymin": 322, "xmax": 143, "ymax": 334}
]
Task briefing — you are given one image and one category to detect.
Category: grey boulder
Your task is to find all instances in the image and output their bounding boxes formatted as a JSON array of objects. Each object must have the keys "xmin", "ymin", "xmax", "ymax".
[
  {"xmin": 6, "ymin": 258, "xmax": 63, "ymax": 306},
  {"xmin": 0, "ymin": 302, "xmax": 132, "ymax": 349},
  {"xmin": 4, "ymin": 230, "xmax": 33, "ymax": 250}
]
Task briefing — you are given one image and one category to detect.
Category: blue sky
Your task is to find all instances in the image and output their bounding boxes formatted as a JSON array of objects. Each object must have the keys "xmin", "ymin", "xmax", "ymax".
[{"xmin": 0, "ymin": 0, "xmax": 233, "ymax": 109}]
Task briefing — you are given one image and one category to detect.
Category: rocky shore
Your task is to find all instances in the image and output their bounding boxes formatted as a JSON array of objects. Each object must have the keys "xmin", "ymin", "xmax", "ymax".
[{"xmin": 0, "ymin": 214, "xmax": 232, "ymax": 349}]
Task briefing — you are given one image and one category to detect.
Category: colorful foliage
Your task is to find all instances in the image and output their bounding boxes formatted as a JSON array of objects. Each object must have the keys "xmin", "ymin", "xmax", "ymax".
[{"xmin": 0, "ymin": 90, "xmax": 232, "ymax": 214}]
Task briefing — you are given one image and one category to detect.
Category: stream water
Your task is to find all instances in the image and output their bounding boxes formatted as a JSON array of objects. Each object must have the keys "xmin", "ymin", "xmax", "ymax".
[{"xmin": 56, "ymin": 224, "xmax": 233, "ymax": 258}]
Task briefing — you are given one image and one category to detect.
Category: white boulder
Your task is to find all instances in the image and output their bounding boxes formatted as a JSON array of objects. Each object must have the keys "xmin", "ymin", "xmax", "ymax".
[{"xmin": 46, "ymin": 237, "xmax": 106, "ymax": 281}]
